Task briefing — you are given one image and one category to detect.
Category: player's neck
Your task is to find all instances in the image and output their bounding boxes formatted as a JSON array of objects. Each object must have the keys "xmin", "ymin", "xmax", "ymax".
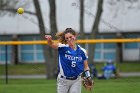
[{"xmin": 70, "ymin": 44, "xmax": 77, "ymax": 50}]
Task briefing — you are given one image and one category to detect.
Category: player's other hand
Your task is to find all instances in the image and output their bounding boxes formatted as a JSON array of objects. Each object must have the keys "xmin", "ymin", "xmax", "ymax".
[{"xmin": 45, "ymin": 35, "xmax": 52, "ymax": 41}]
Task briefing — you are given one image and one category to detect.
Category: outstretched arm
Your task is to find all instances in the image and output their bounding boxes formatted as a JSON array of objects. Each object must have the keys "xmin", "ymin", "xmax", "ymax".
[{"xmin": 45, "ymin": 35, "xmax": 59, "ymax": 49}]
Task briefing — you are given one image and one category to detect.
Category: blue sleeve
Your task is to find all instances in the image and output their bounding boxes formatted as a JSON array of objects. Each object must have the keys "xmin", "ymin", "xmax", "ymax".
[
  {"xmin": 58, "ymin": 43, "xmax": 68, "ymax": 52},
  {"xmin": 80, "ymin": 48, "xmax": 88, "ymax": 61},
  {"xmin": 82, "ymin": 51, "xmax": 88, "ymax": 61}
]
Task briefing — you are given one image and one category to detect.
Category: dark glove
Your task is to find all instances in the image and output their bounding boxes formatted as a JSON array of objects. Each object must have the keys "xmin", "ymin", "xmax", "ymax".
[
  {"xmin": 81, "ymin": 71, "xmax": 94, "ymax": 91},
  {"xmin": 82, "ymin": 77, "xmax": 93, "ymax": 91}
]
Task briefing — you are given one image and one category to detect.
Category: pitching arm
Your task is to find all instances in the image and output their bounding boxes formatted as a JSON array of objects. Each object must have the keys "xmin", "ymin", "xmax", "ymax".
[{"xmin": 45, "ymin": 35, "xmax": 59, "ymax": 49}]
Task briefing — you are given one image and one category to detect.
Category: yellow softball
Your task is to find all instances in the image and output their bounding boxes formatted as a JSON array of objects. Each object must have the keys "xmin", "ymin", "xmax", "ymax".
[{"xmin": 17, "ymin": 8, "xmax": 24, "ymax": 14}]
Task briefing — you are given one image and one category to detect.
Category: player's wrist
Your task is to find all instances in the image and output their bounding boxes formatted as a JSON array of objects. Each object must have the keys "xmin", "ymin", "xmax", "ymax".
[{"xmin": 84, "ymin": 70, "xmax": 91, "ymax": 78}]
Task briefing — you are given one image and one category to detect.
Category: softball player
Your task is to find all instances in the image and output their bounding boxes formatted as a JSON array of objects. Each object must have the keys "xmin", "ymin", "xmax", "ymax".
[
  {"xmin": 98, "ymin": 60, "xmax": 118, "ymax": 79},
  {"xmin": 45, "ymin": 28, "xmax": 91, "ymax": 93}
]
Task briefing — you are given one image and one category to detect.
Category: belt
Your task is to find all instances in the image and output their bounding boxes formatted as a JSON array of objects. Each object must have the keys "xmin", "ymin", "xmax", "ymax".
[{"xmin": 60, "ymin": 75, "xmax": 78, "ymax": 80}]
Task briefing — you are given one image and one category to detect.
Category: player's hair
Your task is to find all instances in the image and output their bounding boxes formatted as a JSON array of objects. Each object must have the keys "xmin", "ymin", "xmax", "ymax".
[{"xmin": 55, "ymin": 28, "xmax": 77, "ymax": 44}]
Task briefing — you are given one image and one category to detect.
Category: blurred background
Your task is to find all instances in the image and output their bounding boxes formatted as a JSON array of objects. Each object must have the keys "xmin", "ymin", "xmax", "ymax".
[{"xmin": 0, "ymin": 0, "xmax": 140, "ymax": 93}]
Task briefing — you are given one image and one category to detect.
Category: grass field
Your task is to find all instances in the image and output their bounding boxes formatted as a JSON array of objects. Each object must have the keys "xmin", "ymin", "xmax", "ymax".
[
  {"xmin": 0, "ymin": 77, "xmax": 140, "ymax": 93},
  {"xmin": 0, "ymin": 62, "xmax": 140, "ymax": 75}
]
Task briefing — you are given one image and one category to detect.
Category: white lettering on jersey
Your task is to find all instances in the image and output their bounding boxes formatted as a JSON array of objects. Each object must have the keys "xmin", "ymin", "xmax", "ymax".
[{"xmin": 65, "ymin": 54, "xmax": 82, "ymax": 61}]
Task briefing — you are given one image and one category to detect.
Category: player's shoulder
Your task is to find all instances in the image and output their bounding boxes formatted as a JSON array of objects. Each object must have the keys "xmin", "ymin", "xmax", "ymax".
[
  {"xmin": 77, "ymin": 45, "xmax": 87, "ymax": 53},
  {"xmin": 58, "ymin": 43, "xmax": 69, "ymax": 47}
]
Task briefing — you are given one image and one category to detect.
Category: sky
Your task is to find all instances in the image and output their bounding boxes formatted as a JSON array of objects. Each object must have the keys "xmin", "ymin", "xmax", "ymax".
[{"xmin": 0, "ymin": 0, "xmax": 140, "ymax": 34}]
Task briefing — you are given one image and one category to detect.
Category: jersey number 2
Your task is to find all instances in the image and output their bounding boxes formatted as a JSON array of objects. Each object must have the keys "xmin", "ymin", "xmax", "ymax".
[{"xmin": 71, "ymin": 61, "xmax": 76, "ymax": 67}]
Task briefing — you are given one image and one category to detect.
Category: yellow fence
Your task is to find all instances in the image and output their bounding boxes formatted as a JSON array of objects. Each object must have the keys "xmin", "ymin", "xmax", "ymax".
[{"xmin": 0, "ymin": 38, "xmax": 140, "ymax": 45}]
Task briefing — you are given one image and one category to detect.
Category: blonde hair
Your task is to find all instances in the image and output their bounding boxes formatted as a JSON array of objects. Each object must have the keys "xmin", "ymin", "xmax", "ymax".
[
  {"xmin": 55, "ymin": 32, "xmax": 66, "ymax": 44},
  {"xmin": 55, "ymin": 28, "xmax": 77, "ymax": 44}
]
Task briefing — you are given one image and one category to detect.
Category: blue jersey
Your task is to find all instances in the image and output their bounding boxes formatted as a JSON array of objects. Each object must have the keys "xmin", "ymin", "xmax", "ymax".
[
  {"xmin": 58, "ymin": 43, "xmax": 88, "ymax": 77},
  {"xmin": 103, "ymin": 64, "xmax": 116, "ymax": 71},
  {"xmin": 102, "ymin": 64, "xmax": 116, "ymax": 79}
]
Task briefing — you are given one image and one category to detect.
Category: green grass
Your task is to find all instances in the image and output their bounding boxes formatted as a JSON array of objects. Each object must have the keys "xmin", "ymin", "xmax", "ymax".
[
  {"xmin": 0, "ymin": 77, "xmax": 140, "ymax": 93},
  {"xmin": 0, "ymin": 62, "xmax": 140, "ymax": 75},
  {"xmin": 117, "ymin": 62, "xmax": 140, "ymax": 72},
  {"xmin": 0, "ymin": 63, "xmax": 46, "ymax": 75},
  {"xmin": 95, "ymin": 62, "xmax": 140, "ymax": 73}
]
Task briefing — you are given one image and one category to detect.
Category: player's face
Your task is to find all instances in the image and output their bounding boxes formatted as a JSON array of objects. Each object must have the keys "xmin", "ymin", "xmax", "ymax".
[{"xmin": 65, "ymin": 33, "xmax": 76, "ymax": 45}]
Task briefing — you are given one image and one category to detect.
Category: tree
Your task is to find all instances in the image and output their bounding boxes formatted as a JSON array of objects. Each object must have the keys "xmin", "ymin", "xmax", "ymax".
[
  {"xmin": 107, "ymin": 0, "xmax": 140, "ymax": 63},
  {"xmin": 30, "ymin": 0, "xmax": 58, "ymax": 79},
  {"xmin": 0, "ymin": 0, "xmax": 58, "ymax": 79},
  {"xmin": 79, "ymin": 0, "xmax": 85, "ymax": 48},
  {"xmin": 0, "ymin": 0, "xmax": 35, "ymax": 64},
  {"xmin": 87, "ymin": 0, "xmax": 140, "ymax": 63},
  {"xmin": 48, "ymin": 0, "xmax": 58, "ymax": 79},
  {"xmin": 33, "ymin": 0, "xmax": 53, "ymax": 79},
  {"xmin": 0, "ymin": 0, "xmax": 35, "ymax": 15},
  {"xmin": 88, "ymin": 0, "xmax": 103, "ymax": 63}
]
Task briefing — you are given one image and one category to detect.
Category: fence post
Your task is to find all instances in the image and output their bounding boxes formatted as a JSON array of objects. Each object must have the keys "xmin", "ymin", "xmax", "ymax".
[{"xmin": 5, "ymin": 45, "xmax": 8, "ymax": 84}]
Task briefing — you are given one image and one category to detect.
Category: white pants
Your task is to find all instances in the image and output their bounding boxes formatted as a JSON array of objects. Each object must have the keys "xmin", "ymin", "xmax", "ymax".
[{"xmin": 57, "ymin": 74, "xmax": 82, "ymax": 93}]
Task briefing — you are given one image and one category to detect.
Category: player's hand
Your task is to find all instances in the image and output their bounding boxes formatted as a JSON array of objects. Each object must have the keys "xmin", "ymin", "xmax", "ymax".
[
  {"xmin": 45, "ymin": 35, "xmax": 52, "ymax": 42},
  {"xmin": 82, "ymin": 77, "xmax": 94, "ymax": 91}
]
